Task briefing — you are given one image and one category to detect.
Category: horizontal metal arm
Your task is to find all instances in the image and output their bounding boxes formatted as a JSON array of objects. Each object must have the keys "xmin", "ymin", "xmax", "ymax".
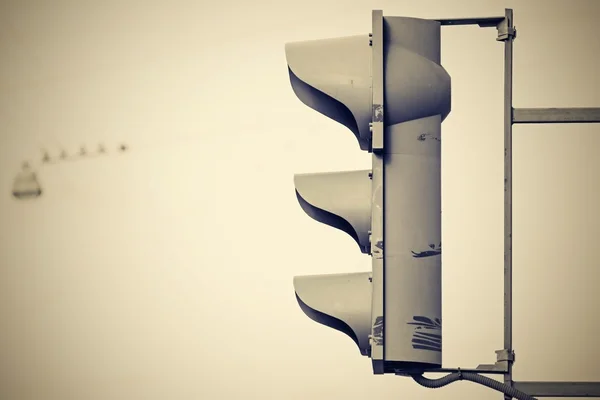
[
  {"xmin": 420, "ymin": 367, "xmax": 505, "ymax": 375},
  {"xmin": 513, "ymin": 381, "xmax": 600, "ymax": 397},
  {"xmin": 513, "ymin": 108, "xmax": 600, "ymax": 124},
  {"xmin": 434, "ymin": 17, "xmax": 505, "ymax": 27}
]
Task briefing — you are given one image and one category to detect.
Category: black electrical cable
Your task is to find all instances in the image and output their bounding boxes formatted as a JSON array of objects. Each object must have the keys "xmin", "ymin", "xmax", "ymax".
[{"xmin": 410, "ymin": 370, "xmax": 537, "ymax": 400}]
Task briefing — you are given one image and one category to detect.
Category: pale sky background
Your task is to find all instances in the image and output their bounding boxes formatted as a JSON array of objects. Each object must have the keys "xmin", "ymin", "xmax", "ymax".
[{"xmin": 1, "ymin": 0, "xmax": 599, "ymax": 399}]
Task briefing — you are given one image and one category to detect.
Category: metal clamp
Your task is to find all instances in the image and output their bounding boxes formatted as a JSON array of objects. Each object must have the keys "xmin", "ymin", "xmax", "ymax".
[
  {"xmin": 496, "ymin": 17, "xmax": 517, "ymax": 41},
  {"xmin": 496, "ymin": 349, "xmax": 515, "ymax": 363}
]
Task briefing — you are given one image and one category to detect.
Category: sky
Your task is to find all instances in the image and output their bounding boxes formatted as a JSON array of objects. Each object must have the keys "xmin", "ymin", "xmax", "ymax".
[{"xmin": 1, "ymin": 0, "xmax": 599, "ymax": 399}]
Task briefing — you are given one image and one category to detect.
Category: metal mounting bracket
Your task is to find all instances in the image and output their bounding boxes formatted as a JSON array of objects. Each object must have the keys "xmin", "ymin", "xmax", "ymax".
[
  {"xmin": 427, "ymin": 7, "xmax": 600, "ymax": 399},
  {"xmin": 496, "ymin": 16, "xmax": 517, "ymax": 41},
  {"xmin": 433, "ymin": 14, "xmax": 516, "ymax": 41},
  {"xmin": 473, "ymin": 349, "xmax": 515, "ymax": 373}
]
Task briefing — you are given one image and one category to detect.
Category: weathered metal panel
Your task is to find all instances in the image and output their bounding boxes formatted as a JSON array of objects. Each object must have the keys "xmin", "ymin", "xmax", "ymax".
[
  {"xmin": 383, "ymin": 115, "xmax": 443, "ymax": 367},
  {"xmin": 370, "ymin": 9, "xmax": 385, "ymax": 372}
]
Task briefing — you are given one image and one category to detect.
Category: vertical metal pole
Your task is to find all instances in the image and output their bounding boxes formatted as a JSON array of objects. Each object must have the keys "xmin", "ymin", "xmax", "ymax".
[
  {"xmin": 370, "ymin": 9, "xmax": 385, "ymax": 375},
  {"xmin": 503, "ymin": 8, "xmax": 514, "ymax": 400}
]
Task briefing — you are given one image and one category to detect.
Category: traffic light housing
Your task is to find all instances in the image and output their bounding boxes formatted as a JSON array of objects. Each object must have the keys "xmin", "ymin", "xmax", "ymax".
[{"xmin": 286, "ymin": 11, "xmax": 451, "ymax": 374}]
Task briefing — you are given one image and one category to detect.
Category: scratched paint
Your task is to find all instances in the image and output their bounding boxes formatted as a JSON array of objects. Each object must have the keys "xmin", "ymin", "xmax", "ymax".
[
  {"xmin": 416, "ymin": 132, "xmax": 441, "ymax": 142},
  {"xmin": 373, "ymin": 104, "xmax": 384, "ymax": 122},
  {"xmin": 372, "ymin": 316, "xmax": 384, "ymax": 346},
  {"xmin": 407, "ymin": 316, "xmax": 442, "ymax": 352},
  {"xmin": 411, "ymin": 243, "xmax": 441, "ymax": 258}
]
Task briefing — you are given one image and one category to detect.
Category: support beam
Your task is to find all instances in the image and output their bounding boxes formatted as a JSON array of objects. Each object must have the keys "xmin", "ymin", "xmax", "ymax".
[
  {"xmin": 513, "ymin": 382, "xmax": 600, "ymax": 397},
  {"xmin": 408, "ymin": 9, "xmax": 600, "ymax": 398},
  {"xmin": 513, "ymin": 108, "xmax": 600, "ymax": 124},
  {"xmin": 421, "ymin": 367, "xmax": 505, "ymax": 375},
  {"xmin": 435, "ymin": 16, "xmax": 504, "ymax": 27},
  {"xmin": 502, "ymin": 8, "xmax": 515, "ymax": 400}
]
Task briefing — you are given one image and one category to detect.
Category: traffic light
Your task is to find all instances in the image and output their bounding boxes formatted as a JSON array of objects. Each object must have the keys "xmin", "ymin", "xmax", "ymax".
[{"xmin": 286, "ymin": 11, "xmax": 451, "ymax": 374}]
